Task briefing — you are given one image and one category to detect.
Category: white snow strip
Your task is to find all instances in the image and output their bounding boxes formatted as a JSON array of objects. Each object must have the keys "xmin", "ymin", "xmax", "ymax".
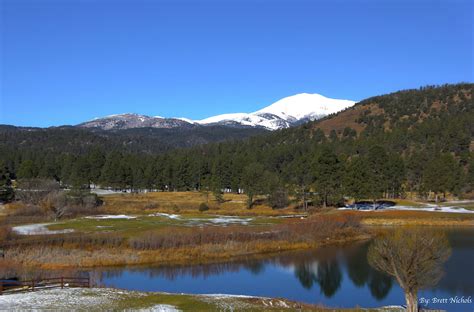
[
  {"xmin": 145, "ymin": 305, "xmax": 181, "ymax": 312},
  {"xmin": 339, "ymin": 206, "xmax": 474, "ymax": 213},
  {"xmin": 149, "ymin": 213, "xmax": 254, "ymax": 226},
  {"xmin": 84, "ymin": 214, "xmax": 137, "ymax": 220},
  {"xmin": 203, "ymin": 293, "xmax": 261, "ymax": 299},
  {"xmin": 0, "ymin": 288, "xmax": 146, "ymax": 310},
  {"xmin": 12, "ymin": 223, "xmax": 74, "ymax": 235},
  {"xmin": 149, "ymin": 212, "xmax": 181, "ymax": 219},
  {"xmin": 387, "ymin": 206, "xmax": 474, "ymax": 213},
  {"xmin": 207, "ymin": 217, "xmax": 253, "ymax": 225},
  {"xmin": 90, "ymin": 189, "xmax": 123, "ymax": 195}
]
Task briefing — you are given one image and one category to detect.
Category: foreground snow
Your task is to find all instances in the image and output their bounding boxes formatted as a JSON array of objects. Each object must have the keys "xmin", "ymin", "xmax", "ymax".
[
  {"xmin": 0, "ymin": 288, "xmax": 164, "ymax": 311},
  {"xmin": 146, "ymin": 305, "xmax": 181, "ymax": 312},
  {"xmin": 0, "ymin": 287, "xmax": 408, "ymax": 311}
]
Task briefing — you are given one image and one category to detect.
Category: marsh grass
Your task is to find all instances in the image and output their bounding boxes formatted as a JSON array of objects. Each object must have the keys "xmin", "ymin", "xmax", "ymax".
[
  {"xmin": 100, "ymin": 192, "xmax": 299, "ymax": 216},
  {"xmin": 3, "ymin": 214, "xmax": 365, "ymax": 269}
]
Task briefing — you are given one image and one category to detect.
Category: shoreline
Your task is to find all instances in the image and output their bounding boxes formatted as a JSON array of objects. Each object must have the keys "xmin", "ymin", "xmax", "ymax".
[
  {"xmin": 0, "ymin": 286, "xmax": 405, "ymax": 311},
  {"xmin": 4, "ymin": 230, "xmax": 372, "ymax": 270}
]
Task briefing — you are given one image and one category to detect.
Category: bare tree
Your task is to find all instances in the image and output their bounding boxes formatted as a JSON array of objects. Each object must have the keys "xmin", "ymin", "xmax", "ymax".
[
  {"xmin": 43, "ymin": 191, "xmax": 68, "ymax": 221},
  {"xmin": 368, "ymin": 229, "xmax": 451, "ymax": 312},
  {"xmin": 16, "ymin": 179, "xmax": 60, "ymax": 205}
]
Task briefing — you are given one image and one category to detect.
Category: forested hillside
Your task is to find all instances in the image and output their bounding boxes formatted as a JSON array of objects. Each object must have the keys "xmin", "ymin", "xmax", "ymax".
[
  {"xmin": 1, "ymin": 84, "xmax": 473, "ymax": 206},
  {"xmin": 0, "ymin": 124, "xmax": 266, "ymax": 154}
]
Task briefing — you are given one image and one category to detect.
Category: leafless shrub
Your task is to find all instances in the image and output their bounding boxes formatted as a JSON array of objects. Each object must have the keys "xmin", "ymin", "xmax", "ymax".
[
  {"xmin": 15, "ymin": 179, "xmax": 60, "ymax": 205},
  {"xmin": 0, "ymin": 225, "xmax": 12, "ymax": 244}
]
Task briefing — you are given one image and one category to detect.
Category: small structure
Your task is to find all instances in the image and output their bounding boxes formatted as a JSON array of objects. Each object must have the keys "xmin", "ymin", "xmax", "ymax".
[{"xmin": 346, "ymin": 200, "xmax": 396, "ymax": 210}]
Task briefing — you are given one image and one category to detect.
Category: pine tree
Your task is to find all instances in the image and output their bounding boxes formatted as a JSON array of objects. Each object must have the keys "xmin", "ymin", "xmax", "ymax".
[
  {"xmin": 313, "ymin": 147, "xmax": 343, "ymax": 208},
  {"xmin": 241, "ymin": 163, "xmax": 265, "ymax": 208}
]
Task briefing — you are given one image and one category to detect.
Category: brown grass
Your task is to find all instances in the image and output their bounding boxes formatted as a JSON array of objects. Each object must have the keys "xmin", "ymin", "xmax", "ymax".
[
  {"xmin": 337, "ymin": 210, "xmax": 474, "ymax": 226},
  {"xmin": 2, "ymin": 214, "xmax": 366, "ymax": 270},
  {"xmin": 100, "ymin": 191, "xmax": 299, "ymax": 216}
]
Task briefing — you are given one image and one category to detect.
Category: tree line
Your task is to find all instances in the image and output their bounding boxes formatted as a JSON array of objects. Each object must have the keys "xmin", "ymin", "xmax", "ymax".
[{"xmin": 1, "ymin": 84, "xmax": 473, "ymax": 207}]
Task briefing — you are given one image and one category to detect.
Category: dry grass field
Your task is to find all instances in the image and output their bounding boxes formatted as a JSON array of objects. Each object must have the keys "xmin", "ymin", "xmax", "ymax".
[{"xmin": 100, "ymin": 191, "xmax": 301, "ymax": 216}]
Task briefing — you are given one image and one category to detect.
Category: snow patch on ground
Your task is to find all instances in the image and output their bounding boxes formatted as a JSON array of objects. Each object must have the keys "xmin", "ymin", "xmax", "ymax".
[
  {"xmin": 0, "ymin": 288, "xmax": 182, "ymax": 311},
  {"xmin": 149, "ymin": 212, "xmax": 181, "ymax": 219},
  {"xmin": 206, "ymin": 216, "xmax": 253, "ymax": 225},
  {"xmin": 12, "ymin": 223, "xmax": 75, "ymax": 235},
  {"xmin": 90, "ymin": 189, "xmax": 123, "ymax": 195},
  {"xmin": 0, "ymin": 288, "xmax": 135, "ymax": 310},
  {"xmin": 390, "ymin": 206, "xmax": 474, "ymax": 213},
  {"xmin": 339, "ymin": 205, "xmax": 474, "ymax": 214},
  {"xmin": 203, "ymin": 294, "xmax": 259, "ymax": 299},
  {"xmin": 149, "ymin": 213, "xmax": 255, "ymax": 226},
  {"xmin": 85, "ymin": 214, "xmax": 137, "ymax": 220},
  {"xmin": 145, "ymin": 304, "xmax": 182, "ymax": 312}
]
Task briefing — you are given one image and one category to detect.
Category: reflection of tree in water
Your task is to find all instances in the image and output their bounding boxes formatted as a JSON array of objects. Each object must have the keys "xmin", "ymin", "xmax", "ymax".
[
  {"xmin": 345, "ymin": 244, "xmax": 370, "ymax": 287},
  {"xmin": 293, "ymin": 260, "xmax": 342, "ymax": 298},
  {"xmin": 243, "ymin": 261, "xmax": 265, "ymax": 275},
  {"xmin": 344, "ymin": 242, "xmax": 393, "ymax": 300},
  {"xmin": 368, "ymin": 269, "xmax": 392, "ymax": 300},
  {"xmin": 294, "ymin": 264, "xmax": 316, "ymax": 289},
  {"xmin": 94, "ymin": 242, "xmax": 401, "ymax": 301},
  {"xmin": 316, "ymin": 261, "xmax": 342, "ymax": 298},
  {"xmin": 96, "ymin": 258, "xmax": 268, "ymax": 282},
  {"xmin": 434, "ymin": 230, "xmax": 474, "ymax": 296}
]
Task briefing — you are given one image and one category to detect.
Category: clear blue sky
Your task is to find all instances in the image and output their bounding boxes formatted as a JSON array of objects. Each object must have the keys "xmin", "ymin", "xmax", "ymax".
[{"xmin": 1, "ymin": 0, "xmax": 472, "ymax": 127}]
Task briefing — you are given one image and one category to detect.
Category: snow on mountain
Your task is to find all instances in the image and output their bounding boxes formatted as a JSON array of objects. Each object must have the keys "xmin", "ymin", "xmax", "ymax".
[
  {"xmin": 194, "ymin": 93, "xmax": 355, "ymax": 130},
  {"xmin": 79, "ymin": 93, "xmax": 355, "ymax": 131},
  {"xmin": 79, "ymin": 113, "xmax": 192, "ymax": 130},
  {"xmin": 256, "ymin": 93, "xmax": 354, "ymax": 120}
]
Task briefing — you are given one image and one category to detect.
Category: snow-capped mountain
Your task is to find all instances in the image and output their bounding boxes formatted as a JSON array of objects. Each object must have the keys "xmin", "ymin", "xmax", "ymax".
[
  {"xmin": 78, "ymin": 113, "xmax": 193, "ymax": 130},
  {"xmin": 194, "ymin": 93, "xmax": 355, "ymax": 130},
  {"xmin": 78, "ymin": 93, "xmax": 355, "ymax": 130}
]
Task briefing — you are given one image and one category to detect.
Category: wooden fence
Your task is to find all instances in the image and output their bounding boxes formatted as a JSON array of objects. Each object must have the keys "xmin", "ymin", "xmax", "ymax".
[{"xmin": 0, "ymin": 276, "xmax": 90, "ymax": 295}]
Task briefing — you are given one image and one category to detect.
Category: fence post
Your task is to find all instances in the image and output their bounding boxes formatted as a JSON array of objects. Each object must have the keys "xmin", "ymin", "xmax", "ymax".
[
  {"xmin": 0, "ymin": 282, "xmax": 3, "ymax": 295},
  {"xmin": 31, "ymin": 279, "xmax": 35, "ymax": 291}
]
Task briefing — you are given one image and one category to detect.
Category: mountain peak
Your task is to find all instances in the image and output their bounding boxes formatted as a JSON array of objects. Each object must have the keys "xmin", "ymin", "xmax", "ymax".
[
  {"xmin": 256, "ymin": 93, "xmax": 355, "ymax": 120},
  {"xmin": 195, "ymin": 93, "xmax": 355, "ymax": 129},
  {"xmin": 79, "ymin": 93, "xmax": 355, "ymax": 131}
]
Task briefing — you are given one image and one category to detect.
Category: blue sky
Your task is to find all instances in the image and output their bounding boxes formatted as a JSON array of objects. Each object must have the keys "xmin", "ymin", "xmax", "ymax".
[{"xmin": 1, "ymin": 0, "xmax": 472, "ymax": 127}]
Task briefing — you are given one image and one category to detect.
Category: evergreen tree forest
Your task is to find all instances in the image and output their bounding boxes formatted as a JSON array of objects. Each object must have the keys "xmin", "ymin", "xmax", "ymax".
[{"xmin": 1, "ymin": 84, "xmax": 473, "ymax": 206}]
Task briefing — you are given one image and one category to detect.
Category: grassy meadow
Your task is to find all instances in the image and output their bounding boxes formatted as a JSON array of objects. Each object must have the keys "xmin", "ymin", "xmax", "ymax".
[{"xmin": 2, "ymin": 191, "xmax": 474, "ymax": 274}]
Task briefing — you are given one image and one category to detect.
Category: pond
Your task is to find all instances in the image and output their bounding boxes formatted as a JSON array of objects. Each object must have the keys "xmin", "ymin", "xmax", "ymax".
[{"xmin": 94, "ymin": 228, "xmax": 474, "ymax": 311}]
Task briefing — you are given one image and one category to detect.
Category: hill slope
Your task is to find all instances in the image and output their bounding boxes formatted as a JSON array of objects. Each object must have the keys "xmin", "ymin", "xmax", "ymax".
[
  {"xmin": 311, "ymin": 84, "xmax": 473, "ymax": 138},
  {"xmin": 0, "ymin": 124, "xmax": 267, "ymax": 155}
]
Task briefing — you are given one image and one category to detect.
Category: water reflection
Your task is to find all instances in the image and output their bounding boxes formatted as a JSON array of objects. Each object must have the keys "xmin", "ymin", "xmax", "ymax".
[
  {"xmin": 368, "ymin": 270, "xmax": 392, "ymax": 300},
  {"xmin": 94, "ymin": 228, "xmax": 474, "ymax": 310},
  {"xmin": 344, "ymin": 243, "xmax": 393, "ymax": 300},
  {"xmin": 96, "ymin": 242, "xmax": 392, "ymax": 300}
]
